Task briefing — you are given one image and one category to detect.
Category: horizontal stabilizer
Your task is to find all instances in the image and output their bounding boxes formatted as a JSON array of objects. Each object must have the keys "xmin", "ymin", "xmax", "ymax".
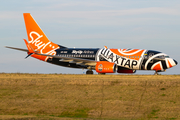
[{"xmin": 5, "ymin": 46, "xmax": 28, "ymax": 52}]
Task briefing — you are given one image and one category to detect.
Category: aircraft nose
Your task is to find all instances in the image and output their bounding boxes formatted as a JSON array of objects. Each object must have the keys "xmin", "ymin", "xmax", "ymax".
[
  {"xmin": 174, "ymin": 59, "xmax": 178, "ymax": 65},
  {"xmin": 167, "ymin": 58, "xmax": 177, "ymax": 68}
]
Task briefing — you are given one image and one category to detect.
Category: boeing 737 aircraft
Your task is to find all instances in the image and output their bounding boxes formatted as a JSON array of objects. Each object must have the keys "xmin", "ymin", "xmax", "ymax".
[{"xmin": 6, "ymin": 13, "xmax": 178, "ymax": 75}]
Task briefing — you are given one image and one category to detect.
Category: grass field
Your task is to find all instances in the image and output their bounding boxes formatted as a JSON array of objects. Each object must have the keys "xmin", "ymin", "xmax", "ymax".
[{"xmin": 0, "ymin": 73, "xmax": 180, "ymax": 120}]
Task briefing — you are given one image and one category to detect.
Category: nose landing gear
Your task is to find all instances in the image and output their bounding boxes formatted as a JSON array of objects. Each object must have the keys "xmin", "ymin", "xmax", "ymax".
[
  {"xmin": 154, "ymin": 69, "xmax": 166, "ymax": 75},
  {"xmin": 154, "ymin": 71, "xmax": 159, "ymax": 75}
]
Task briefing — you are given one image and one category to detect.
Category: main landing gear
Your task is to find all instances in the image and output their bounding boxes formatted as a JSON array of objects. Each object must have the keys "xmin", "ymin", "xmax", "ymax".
[
  {"xmin": 86, "ymin": 70, "xmax": 93, "ymax": 74},
  {"xmin": 85, "ymin": 70, "xmax": 106, "ymax": 75}
]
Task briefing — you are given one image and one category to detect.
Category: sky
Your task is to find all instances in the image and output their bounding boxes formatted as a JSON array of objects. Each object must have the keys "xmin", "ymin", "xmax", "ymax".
[{"xmin": 0, "ymin": 0, "xmax": 180, "ymax": 74}]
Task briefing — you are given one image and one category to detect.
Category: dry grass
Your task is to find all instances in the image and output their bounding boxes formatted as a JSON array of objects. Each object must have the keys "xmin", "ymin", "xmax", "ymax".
[{"xmin": 0, "ymin": 73, "xmax": 180, "ymax": 120}]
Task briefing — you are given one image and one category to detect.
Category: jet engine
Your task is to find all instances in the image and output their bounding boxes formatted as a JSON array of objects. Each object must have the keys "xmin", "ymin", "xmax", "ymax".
[{"xmin": 95, "ymin": 61, "xmax": 116, "ymax": 73}]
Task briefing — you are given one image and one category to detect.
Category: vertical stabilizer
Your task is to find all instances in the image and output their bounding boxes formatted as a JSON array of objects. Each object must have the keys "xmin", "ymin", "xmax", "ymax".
[{"xmin": 23, "ymin": 13, "xmax": 59, "ymax": 55}]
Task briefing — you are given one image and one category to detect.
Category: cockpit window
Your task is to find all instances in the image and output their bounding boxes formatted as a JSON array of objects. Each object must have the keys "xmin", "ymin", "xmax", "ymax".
[
  {"xmin": 156, "ymin": 55, "xmax": 165, "ymax": 59},
  {"xmin": 165, "ymin": 56, "xmax": 169, "ymax": 58}
]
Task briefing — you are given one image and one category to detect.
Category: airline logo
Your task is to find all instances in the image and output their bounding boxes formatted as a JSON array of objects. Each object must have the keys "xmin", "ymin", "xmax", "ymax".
[
  {"xmin": 72, "ymin": 50, "xmax": 94, "ymax": 54},
  {"xmin": 72, "ymin": 50, "xmax": 83, "ymax": 54},
  {"xmin": 29, "ymin": 31, "xmax": 59, "ymax": 55},
  {"xmin": 98, "ymin": 64, "xmax": 103, "ymax": 71}
]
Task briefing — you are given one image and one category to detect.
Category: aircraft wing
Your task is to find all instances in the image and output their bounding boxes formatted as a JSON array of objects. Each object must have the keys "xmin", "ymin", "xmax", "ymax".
[{"xmin": 36, "ymin": 53, "xmax": 97, "ymax": 66}]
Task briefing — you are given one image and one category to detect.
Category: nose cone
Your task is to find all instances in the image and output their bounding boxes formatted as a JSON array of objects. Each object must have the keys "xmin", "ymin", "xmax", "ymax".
[
  {"xmin": 167, "ymin": 58, "xmax": 178, "ymax": 68},
  {"xmin": 174, "ymin": 59, "xmax": 178, "ymax": 65}
]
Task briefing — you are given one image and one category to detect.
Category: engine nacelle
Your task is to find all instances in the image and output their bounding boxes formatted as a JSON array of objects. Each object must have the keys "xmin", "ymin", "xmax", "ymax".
[
  {"xmin": 117, "ymin": 69, "xmax": 136, "ymax": 73},
  {"xmin": 95, "ymin": 61, "xmax": 116, "ymax": 73}
]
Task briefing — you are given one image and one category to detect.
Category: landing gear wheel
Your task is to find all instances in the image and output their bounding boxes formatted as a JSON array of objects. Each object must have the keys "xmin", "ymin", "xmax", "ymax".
[{"xmin": 86, "ymin": 70, "xmax": 93, "ymax": 74}]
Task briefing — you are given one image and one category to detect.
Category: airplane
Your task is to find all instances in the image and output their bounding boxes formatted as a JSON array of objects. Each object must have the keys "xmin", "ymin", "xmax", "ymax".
[{"xmin": 5, "ymin": 13, "xmax": 178, "ymax": 75}]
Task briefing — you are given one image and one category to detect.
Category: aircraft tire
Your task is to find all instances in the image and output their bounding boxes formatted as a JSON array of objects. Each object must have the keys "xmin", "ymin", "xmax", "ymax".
[{"xmin": 154, "ymin": 71, "xmax": 159, "ymax": 75}]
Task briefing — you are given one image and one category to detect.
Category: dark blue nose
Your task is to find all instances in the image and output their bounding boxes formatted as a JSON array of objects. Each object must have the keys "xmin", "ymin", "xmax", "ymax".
[{"xmin": 174, "ymin": 59, "xmax": 178, "ymax": 65}]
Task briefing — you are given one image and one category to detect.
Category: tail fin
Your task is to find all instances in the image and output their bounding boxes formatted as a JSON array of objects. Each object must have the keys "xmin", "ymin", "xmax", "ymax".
[{"xmin": 23, "ymin": 13, "xmax": 60, "ymax": 55}]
